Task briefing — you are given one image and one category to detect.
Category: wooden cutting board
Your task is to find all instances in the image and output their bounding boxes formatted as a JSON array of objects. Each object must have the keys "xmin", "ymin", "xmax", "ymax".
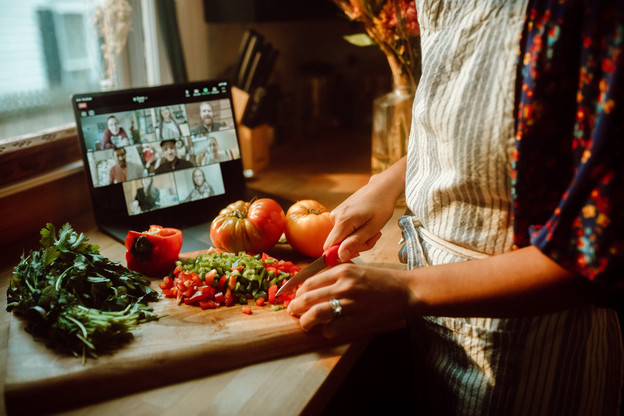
[{"xmin": 4, "ymin": 248, "xmax": 360, "ymax": 415}]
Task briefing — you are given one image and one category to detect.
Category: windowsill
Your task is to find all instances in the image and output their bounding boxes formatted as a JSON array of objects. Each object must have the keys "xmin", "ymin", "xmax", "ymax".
[
  {"xmin": 0, "ymin": 123, "xmax": 93, "ymax": 254},
  {"xmin": 0, "ymin": 122, "xmax": 82, "ymax": 187}
]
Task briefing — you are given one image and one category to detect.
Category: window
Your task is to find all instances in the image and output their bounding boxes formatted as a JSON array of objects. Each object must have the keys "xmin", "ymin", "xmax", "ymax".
[
  {"xmin": 0, "ymin": 0, "xmax": 166, "ymax": 141},
  {"xmin": 0, "ymin": 1, "xmax": 100, "ymax": 139}
]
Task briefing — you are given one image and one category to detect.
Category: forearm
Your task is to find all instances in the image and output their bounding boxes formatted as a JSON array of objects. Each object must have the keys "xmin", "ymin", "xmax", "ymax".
[
  {"xmin": 368, "ymin": 155, "xmax": 407, "ymax": 201},
  {"xmin": 400, "ymin": 245, "xmax": 594, "ymax": 318}
]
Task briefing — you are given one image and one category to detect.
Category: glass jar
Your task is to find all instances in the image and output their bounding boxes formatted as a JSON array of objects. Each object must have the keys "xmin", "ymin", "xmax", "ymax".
[{"xmin": 370, "ymin": 83, "xmax": 415, "ymax": 175}]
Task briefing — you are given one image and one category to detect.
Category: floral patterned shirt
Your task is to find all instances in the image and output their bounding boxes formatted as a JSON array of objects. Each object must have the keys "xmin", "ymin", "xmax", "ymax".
[{"xmin": 513, "ymin": 0, "xmax": 624, "ymax": 303}]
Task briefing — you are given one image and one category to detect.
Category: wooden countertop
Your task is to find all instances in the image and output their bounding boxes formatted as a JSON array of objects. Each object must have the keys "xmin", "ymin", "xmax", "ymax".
[{"xmin": 0, "ymin": 129, "xmax": 407, "ymax": 415}]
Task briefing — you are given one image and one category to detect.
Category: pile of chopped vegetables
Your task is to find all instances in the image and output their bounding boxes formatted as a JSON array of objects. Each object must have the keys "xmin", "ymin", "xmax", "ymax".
[
  {"xmin": 161, "ymin": 250, "xmax": 300, "ymax": 312},
  {"xmin": 6, "ymin": 223, "xmax": 160, "ymax": 361}
]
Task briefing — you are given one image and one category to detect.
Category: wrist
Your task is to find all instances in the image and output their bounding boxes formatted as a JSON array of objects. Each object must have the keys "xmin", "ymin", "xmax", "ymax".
[
  {"xmin": 367, "ymin": 157, "xmax": 406, "ymax": 201},
  {"xmin": 394, "ymin": 268, "xmax": 426, "ymax": 317}
]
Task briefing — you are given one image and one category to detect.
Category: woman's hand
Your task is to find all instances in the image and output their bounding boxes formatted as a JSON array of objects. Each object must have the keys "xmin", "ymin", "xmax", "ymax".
[
  {"xmin": 129, "ymin": 200, "xmax": 141, "ymax": 215},
  {"xmin": 325, "ymin": 157, "xmax": 407, "ymax": 261},
  {"xmin": 287, "ymin": 263, "xmax": 410, "ymax": 338}
]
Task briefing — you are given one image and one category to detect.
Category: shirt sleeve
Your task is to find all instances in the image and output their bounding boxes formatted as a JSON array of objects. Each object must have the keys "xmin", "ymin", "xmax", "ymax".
[{"xmin": 512, "ymin": 1, "xmax": 624, "ymax": 303}]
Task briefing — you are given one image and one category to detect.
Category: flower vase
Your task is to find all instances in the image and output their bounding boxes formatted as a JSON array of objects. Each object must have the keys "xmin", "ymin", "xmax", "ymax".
[{"xmin": 370, "ymin": 80, "xmax": 415, "ymax": 175}]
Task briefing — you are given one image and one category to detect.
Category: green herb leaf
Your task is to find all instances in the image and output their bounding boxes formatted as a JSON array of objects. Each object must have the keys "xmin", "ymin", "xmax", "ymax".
[{"xmin": 7, "ymin": 223, "xmax": 160, "ymax": 361}]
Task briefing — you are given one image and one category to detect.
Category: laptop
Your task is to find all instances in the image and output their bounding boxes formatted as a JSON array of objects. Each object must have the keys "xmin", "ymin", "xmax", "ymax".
[{"xmin": 71, "ymin": 79, "xmax": 290, "ymax": 253}]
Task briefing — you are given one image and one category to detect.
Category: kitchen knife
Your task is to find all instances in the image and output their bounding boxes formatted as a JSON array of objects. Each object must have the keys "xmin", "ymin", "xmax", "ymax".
[
  {"xmin": 276, "ymin": 244, "xmax": 341, "ymax": 296},
  {"xmin": 238, "ymin": 31, "xmax": 263, "ymax": 91},
  {"xmin": 232, "ymin": 29, "xmax": 253, "ymax": 88}
]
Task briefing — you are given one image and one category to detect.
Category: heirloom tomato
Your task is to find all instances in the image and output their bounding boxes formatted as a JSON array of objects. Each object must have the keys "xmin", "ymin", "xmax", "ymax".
[
  {"xmin": 284, "ymin": 200, "xmax": 333, "ymax": 258},
  {"xmin": 210, "ymin": 198, "xmax": 285, "ymax": 254}
]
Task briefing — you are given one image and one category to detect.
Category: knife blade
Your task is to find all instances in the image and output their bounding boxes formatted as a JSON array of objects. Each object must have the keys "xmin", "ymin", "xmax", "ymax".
[{"xmin": 276, "ymin": 244, "xmax": 341, "ymax": 296}]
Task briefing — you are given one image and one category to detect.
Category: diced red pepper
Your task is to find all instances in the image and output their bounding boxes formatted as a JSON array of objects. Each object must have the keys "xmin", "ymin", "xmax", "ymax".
[
  {"xmin": 231, "ymin": 266, "xmax": 244, "ymax": 272},
  {"xmin": 214, "ymin": 292, "xmax": 225, "ymax": 304},
  {"xmin": 241, "ymin": 305, "xmax": 252, "ymax": 315},
  {"xmin": 224, "ymin": 288, "xmax": 233, "ymax": 306},
  {"xmin": 268, "ymin": 284, "xmax": 278, "ymax": 304},
  {"xmin": 190, "ymin": 272, "xmax": 202, "ymax": 285},
  {"xmin": 204, "ymin": 269, "xmax": 217, "ymax": 286},
  {"xmin": 161, "ymin": 288, "xmax": 176, "ymax": 298},
  {"xmin": 256, "ymin": 297, "xmax": 265, "ymax": 307},
  {"xmin": 228, "ymin": 275, "xmax": 237, "ymax": 290},
  {"xmin": 219, "ymin": 275, "xmax": 227, "ymax": 291},
  {"xmin": 159, "ymin": 275, "xmax": 174, "ymax": 290},
  {"xmin": 265, "ymin": 266, "xmax": 278, "ymax": 277},
  {"xmin": 199, "ymin": 300, "xmax": 219, "ymax": 309},
  {"xmin": 277, "ymin": 291, "xmax": 295, "ymax": 305},
  {"xmin": 187, "ymin": 286, "xmax": 215, "ymax": 304}
]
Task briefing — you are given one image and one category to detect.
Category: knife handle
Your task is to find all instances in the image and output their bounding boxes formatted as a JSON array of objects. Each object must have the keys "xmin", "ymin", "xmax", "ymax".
[{"xmin": 323, "ymin": 244, "xmax": 340, "ymax": 267}]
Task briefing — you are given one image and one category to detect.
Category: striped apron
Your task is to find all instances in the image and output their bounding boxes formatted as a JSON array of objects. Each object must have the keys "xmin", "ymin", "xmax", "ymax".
[{"xmin": 399, "ymin": 1, "xmax": 624, "ymax": 414}]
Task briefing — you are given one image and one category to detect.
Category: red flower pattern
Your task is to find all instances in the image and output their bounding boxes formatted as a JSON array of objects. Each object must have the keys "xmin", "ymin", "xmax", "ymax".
[{"xmin": 513, "ymin": 0, "xmax": 624, "ymax": 301}]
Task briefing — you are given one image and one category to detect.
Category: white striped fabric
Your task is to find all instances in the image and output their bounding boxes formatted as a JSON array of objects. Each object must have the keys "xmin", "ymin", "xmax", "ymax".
[{"xmin": 399, "ymin": 1, "xmax": 624, "ymax": 414}]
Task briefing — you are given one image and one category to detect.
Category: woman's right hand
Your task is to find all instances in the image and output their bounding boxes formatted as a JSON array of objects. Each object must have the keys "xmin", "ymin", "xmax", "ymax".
[
  {"xmin": 324, "ymin": 157, "xmax": 407, "ymax": 261},
  {"xmin": 129, "ymin": 200, "xmax": 140, "ymax": 215}
]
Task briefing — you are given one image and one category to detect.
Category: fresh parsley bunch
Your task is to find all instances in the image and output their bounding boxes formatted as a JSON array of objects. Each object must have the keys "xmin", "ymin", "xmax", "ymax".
[{"xmin": 7, "ymin": 223, "xmax": 160, "ymax": 361}]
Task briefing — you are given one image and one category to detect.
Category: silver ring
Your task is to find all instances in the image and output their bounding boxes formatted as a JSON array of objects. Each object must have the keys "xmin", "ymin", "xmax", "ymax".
[{"xmin": 329, "ymin": 299, "xmax": 342, "ymax": 318}]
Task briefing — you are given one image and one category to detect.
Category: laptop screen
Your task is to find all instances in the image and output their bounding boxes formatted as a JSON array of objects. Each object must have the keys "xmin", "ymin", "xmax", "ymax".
[{"xmin": 71, "ymin": 80, "xmax": 248, "ymax": 233}]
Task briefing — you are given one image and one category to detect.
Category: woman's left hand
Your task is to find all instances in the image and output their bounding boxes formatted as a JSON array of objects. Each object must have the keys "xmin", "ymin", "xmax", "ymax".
[{"xmin": 287, "ymin": 263, "xmax": 410, "ymax": 338}]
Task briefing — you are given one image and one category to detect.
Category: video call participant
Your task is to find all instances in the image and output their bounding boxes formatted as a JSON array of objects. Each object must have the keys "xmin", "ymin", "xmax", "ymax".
[
  {"xmin": 159, "ymin": 107, "xmax": 182, "ymax": 139},
  {"xmin": 109, "ymin": 147, "xmax": 143, "ymax": 184},
  {"xmin": 129, "ymin": 176, "xmax": 160, "ymax": 214},
  {"xmin": 191, "ymin": 102, "xmax": 224, "ymax": 134},
  {"xmin": 155, "ymin": 139, "xmax": 194, "ymax": 173},
  {"xmin": 101, "ymin": 115, "xmax": 132, "ymax": 149},
  {"xmin": 198, "ymin": 136, "xmax": 230, "ymax": 165},
  {"xmin": 183, "ymin": 168, "xmax": 215, "ymax": 202}
]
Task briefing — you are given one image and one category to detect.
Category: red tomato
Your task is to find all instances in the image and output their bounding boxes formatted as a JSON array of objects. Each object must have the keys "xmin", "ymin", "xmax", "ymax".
[
  {"xmin": 210, "ymin": 198, "xmax": 285, "ymax": 254},
  {"xmin": 284, "ymin": 200, "xmax": 333, "ymax": 258}
]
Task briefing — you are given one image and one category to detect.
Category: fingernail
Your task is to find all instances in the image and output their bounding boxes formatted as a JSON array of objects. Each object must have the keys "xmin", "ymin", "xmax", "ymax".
[{"xmin": 339, "ymin": 249, "xmax": 351, "ymax": 262}]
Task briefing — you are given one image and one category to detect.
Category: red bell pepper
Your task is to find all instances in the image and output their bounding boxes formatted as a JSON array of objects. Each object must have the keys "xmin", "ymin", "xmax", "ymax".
[
  {"xmin": 267, "ymin": 284, "xmax": 278, "ymax": 304},
  {"xmin": 125, "ymin": 225, "xmax": 183, "ymax": 277},
  {"xmin": 204, "ymin": 269, "xmax": 217, "ymax": 286}
]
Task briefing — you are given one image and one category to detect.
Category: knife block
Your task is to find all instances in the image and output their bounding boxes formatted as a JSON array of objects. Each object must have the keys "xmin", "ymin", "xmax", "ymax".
[{"xmin": 231, "ymin": 86, "xmax": 272, "ymax": 173}]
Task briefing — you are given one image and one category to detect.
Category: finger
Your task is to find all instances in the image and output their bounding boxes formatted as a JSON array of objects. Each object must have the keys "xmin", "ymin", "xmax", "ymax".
[
  {"xmin": 298, "ymin": 301, "xmax": 335, "ymax": 332},
  {"xmin": 299, "ymin": 298, "xmax": 353, "ymax": 332},
  {"xmin": 323, "ymin": 219, "xmax": 357, "ymax": 251},
  {"xmin": 297, "ymin": 268, "xmax": 339, "ymax": 293},
  {"xmin": 362, "ymin": 232, "xmax": 382, "ymax": 251},
  {"xmin": 287, "ymin": 282, "xmax": 337, "ymax": 316},
  {"xmin": 336, "ymin": 224, "xmax": 382, "ymax": 261},
  {"xmin": 321, "ymin": 313, "xmax": 363, "ymax": 339}
]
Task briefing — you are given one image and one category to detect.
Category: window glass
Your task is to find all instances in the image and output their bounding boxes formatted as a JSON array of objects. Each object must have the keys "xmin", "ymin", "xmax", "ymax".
[{"xmin": 0, "ymin": 0, "xmax": 136, "ymax": 140}]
